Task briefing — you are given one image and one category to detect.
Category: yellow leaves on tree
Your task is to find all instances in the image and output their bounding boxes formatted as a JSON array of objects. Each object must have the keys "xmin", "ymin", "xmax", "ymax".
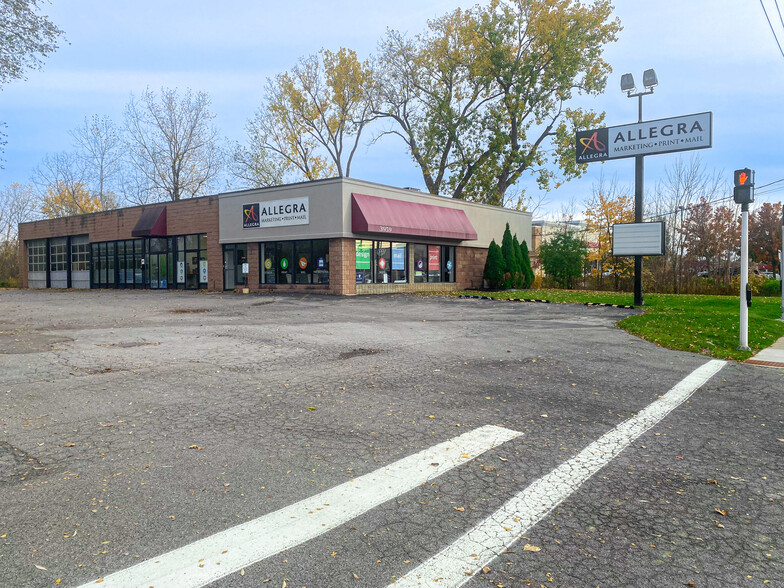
[
  {"xmin": 584, "ymin": 187, "xmax": 634, "ymax": 284},
  {"xmin": 41, "ymin": 181, "xmax": 104, "ymax": 219}
]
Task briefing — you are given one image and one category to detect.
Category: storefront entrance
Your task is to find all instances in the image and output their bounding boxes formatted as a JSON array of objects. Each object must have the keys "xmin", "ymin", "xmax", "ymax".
[
  {"xmin": 222, "ymin": 243, "xmax": 247, "ymax": 290},
  {"xmin": 148, "ymin": 252, "xmax": 168, "ymax": 289}
]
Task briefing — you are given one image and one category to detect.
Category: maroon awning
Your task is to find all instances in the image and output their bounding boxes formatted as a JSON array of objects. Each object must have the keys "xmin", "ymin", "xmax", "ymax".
[
  {"xmin": 351, "ymin": 193, "xmax": 477, "ymax": 241},
  {"xmin": 131, "ymin": 206, "xmax": 167, "ymax": 237}
]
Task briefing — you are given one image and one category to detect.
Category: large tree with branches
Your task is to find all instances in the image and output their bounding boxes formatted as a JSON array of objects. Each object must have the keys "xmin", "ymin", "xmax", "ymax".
[{"xmin": 376, "ymin": 0, "xmax": 620, "ymax": 206}]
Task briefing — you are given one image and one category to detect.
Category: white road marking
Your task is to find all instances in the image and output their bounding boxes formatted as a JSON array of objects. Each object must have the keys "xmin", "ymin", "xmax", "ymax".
[
  {"xmin": 76, "ymin": 425, "xmax": 521, "ymax": 588},
  {"xmin": 392, "ymin": 359, "xmax": 726, "ymax": 587}
]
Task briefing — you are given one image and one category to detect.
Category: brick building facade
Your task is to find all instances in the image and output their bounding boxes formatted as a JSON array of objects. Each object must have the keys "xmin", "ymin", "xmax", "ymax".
[{"xmin": 19, "ymin": 178, "xmax": 531, "ymax": 296}]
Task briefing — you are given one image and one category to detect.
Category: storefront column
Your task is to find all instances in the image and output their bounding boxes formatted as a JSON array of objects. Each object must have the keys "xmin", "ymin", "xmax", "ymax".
[{"xmin": 329, "ymin": 238, "xmax": 356, "ymax": 295}]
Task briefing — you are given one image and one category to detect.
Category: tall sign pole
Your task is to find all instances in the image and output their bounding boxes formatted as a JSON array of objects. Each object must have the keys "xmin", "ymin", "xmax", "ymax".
[
  {"xmin": 634, "ymin": 94, "xmax": 645, "ymax": 306},
  {"xmin": 734, "ymin": 168, "xmax": 754, "ymax": 350},
  {"xmin": 575, "ymin": 69, "xmax": 713, "ymax": 308}
]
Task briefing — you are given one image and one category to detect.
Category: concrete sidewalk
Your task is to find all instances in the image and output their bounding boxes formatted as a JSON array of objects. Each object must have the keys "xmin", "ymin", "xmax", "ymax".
[{"xmin": 746, "ymin": 332, "xmax": 784, "ymax": 368}]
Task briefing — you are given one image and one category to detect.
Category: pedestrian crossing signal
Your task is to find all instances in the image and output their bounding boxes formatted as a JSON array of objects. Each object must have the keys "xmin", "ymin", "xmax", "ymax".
[
  {"xmin": 734, "ymin": 168, "xmax": 753, "ymax": 187},
  {"xmin": 733, "ymin": 168, "xmax": 754, "ymax": 204}
]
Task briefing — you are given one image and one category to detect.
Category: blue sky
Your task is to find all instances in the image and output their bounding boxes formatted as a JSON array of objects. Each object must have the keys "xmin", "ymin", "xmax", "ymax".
[{"xmin": 2, "ymin": 0, "xmax": 783, "ymax": 217}]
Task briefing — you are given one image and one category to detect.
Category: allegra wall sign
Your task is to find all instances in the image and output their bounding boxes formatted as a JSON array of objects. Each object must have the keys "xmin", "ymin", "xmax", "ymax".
[
  {"xmin": 243, "ymin": 197, "xmax": 310, "ymax": 229},
  {"xmin": 576, "ymin": 112, "xmax": 712, "ymax": 164}
]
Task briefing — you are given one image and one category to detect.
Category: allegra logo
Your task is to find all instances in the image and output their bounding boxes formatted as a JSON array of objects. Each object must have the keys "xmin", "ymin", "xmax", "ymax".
[
  {"xmin": 244, "ymin": 205, "xmax": 258, "ymax": 222},
  {"xmin": 579, "ymin": 131, "xmax": 606, "ymax": 154}
]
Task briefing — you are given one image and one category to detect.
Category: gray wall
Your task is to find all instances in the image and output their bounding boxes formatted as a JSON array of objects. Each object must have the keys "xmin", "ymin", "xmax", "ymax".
[{"xmin": 219, "ymin": 178, "xmax": 531, "ymax": 248}]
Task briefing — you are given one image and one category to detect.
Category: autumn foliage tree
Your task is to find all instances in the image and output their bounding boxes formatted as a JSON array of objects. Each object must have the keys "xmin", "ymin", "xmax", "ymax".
[
  {"xmin": 233, "ymin": 48, "xmax": 376, "ymax": 186},
  {"xmin": 377, "ymin": 0, "xmax": 620, "ymax": 205},
  {"xmin": 749, "ymin": 202, "xmax": 783, "ymax": 275},
  {"xmin": 40, "ymin": 181, "xmax": 104, "ymax": 218},
  {"xmin": 584, "ymin": 180, "xmax": 634, "ymax": 289},
  {"xmin": 681, "ymin": 197, "xmax": 739, "ymax": 286}
]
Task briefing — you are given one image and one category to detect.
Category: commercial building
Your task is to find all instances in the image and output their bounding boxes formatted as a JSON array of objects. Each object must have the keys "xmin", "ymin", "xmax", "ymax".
[{"xmin": 18, "ymin": 178, "xmax": 531, "ymax": 295}]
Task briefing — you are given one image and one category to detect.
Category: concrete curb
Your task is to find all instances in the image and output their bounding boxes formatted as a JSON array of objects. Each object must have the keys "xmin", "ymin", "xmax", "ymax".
[{"xmin": 457, "ymin": 295, "xmax": 635, "ymax": 309}]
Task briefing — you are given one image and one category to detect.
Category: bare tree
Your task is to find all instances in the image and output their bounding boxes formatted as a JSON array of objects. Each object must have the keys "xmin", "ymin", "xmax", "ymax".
[
  {"xmin": 0, "ymin": 182, "xmax": 38, "ymax": 283},
  {"xmin": 647, "ymin": 155, "xmax": 725, "ymax": 293},
  {"xmin": 70, "ymin": 114, "xmax": 123, "ymax": 207},
  {"xmin": 124, "ymin": 88, "xmax": 222, "ymax": 201},
  {"xmin": 0, "ymin": 182, "xmax": 37, "ymax": 241}
]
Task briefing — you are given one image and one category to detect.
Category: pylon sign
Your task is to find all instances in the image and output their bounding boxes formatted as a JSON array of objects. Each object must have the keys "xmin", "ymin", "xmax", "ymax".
[{"xmin": 576, "ymin": 112, "xmax": 712, "ymax": 164}]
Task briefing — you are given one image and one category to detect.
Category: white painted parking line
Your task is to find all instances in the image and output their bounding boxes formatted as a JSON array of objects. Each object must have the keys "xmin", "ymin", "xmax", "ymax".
[
  {"xmin": 76, "ymin": 425, "xmax": 521, "ymax": 588},
  {"xmin": 392, "ymin": 359, "xmax": 726, "ymax": 587}
]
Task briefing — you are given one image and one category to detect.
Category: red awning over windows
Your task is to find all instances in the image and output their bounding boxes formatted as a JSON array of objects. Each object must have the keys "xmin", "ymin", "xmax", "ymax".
[
  {"xmin": 131, "ymin": 206, "xmax": 167, "ymax": 237},
  {"xmin": 351, "ymin": 193, "xmax": 477, "ymax": 241}
]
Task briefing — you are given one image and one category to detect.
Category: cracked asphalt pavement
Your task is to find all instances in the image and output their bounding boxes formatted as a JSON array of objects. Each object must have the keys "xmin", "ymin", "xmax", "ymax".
[{"xmin": 0, "ymin": 289, "xmax": 781, "ymax": 587}]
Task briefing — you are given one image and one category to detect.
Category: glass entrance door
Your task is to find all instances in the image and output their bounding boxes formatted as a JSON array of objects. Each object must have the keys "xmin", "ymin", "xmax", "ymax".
[
  {"xmin": 223, "ymin": 244, "xmax": 247, "ymax": 290},
  {"xmin": 223, "ymin": 248, "xmax": 236, "ymax": 290},
  {"xmin": 148, "ymin": 253, "xmax": 169, "ymax": 289}
]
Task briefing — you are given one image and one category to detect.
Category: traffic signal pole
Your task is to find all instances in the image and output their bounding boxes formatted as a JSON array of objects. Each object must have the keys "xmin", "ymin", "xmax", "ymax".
[
  {"xmin": 733, "ymin": 168, "xmax": 754, "ymax": 350},
  {"xmin": 739, "ymin": 202, "xmax": 750, "ymax": 351}
]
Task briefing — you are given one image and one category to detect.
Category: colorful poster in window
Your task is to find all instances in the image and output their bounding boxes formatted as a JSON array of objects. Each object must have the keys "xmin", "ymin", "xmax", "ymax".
[
  {"xmin": 378, "ymin": 257, "xmax": 387, "ymax": 270},
  {"xmin": 298, "ymin": 257, "xmax": 308, "ymax": 270},
  {"xmin": 199, "ymin": 260, "xmax": 208, "ymax": 282},
  {"xmin": 392, "ymin": 243, "xmax": 405, "ymax": 270},
  {"xmin": 317, "ymin": 257, "xmax": 326, "ymax": 269},
  {"xmin": 428, "ymin": 246, "xmax": 440, "ymax": 271},
  {"xmin": 356, "ymin": 241, "xmax": 371, "ymax": 270},
  {"xmin": 177, "ymin": 261, "xmax": 186, "ymax": 283},
  {"xmin": 446, "ymin": 260, "xmax": 453, "ymax": 271}
]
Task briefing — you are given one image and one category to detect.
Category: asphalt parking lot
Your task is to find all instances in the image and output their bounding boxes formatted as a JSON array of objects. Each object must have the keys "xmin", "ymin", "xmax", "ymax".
[{"xmin": 0, "ymin": 289, "xmax": 782, "ymax": 587}]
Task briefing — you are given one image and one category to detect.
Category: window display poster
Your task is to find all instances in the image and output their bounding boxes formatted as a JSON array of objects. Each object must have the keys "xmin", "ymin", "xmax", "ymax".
[
  {"xmin": 428, "ymin": 246, "xmax": 440, "ymax": 271},
  {"xmin": 177, "ymin": 261, "xmax": 186, "ymax": 283},
  {"xmin": 392, "ymin": 243, "xmax": 405, "ymax": 270},
  {"xmin": 199, "ymin": 260, "xmax": 208, "ymax": 282},
  {"xmin": 356, "ymin": 241, "xmax": 371, "ymax": 269}
]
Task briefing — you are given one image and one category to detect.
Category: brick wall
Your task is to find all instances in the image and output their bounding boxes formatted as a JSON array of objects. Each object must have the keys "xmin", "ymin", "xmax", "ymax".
[
  {"xmin": 457, "ymin": 247, "xmax": 487, "ymax": 290},
  {"xmin": 18, "ymin": 196, "xmax": 221, "ymax": 290}
]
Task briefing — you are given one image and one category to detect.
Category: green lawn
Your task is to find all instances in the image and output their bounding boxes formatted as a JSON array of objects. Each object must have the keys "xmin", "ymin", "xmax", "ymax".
[{"xmin": 451, "ymin": 289, "xmax": 784, "ymax": 362}]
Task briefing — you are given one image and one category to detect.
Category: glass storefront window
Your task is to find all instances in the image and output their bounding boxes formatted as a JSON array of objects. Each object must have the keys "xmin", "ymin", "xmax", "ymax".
[
  {"xmin": 413, "ymin": 244, "xmax": 456, "ymax": 283},
  {"xmin": 294, "ymin": 241, "xmax": 311, "ymax": 284},
  {"xmin": 414, "ymin": 244, "xmax": 427, "ymax": 283},
  {"xmin": 391, "ymin": 242, "xmax": 407, "ymax": 283},
  {"xmin": 312, "ymin": 240, "xmax": 329, "ymax": 285},
  {"xmin": 261, "ymin": 243, "xmax": 276, "ymax": 284},
  {"xmin": 259, "ymin": 239, "xmax": 329, "ymax": 285},
  {"xmin": 277, "ymin": 241, "xmax": 294, "ymax": 284},
  {"xmin": 427, "ymin": 245, "xmax": 440, "ymax": 283},
  {"xmin": 355, "ymin": 240, "xmax": 372, "ymax": 284},
  {"xmin": 374, "ymin": 242, "xmax": 390, "ymax": 284}
]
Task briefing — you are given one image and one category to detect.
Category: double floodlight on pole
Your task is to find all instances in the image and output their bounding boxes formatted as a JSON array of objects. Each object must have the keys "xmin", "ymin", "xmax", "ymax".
[
  {"xmin": 621, "ymin": 68, "xmax": 658, "ymax": 307},
  {"xmin": 620, "ymin": 68, "xmax": 658, "ymax": 96}
]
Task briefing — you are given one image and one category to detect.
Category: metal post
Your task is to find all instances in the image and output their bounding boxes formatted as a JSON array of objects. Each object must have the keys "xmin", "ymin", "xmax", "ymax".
[
  {"xmin": 634, "ymin": 93, "xmax": 644, "ymax": 306},
  {"xmin": 739, "ymin": 203, "xmax": 750, "ymax": 350}
]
